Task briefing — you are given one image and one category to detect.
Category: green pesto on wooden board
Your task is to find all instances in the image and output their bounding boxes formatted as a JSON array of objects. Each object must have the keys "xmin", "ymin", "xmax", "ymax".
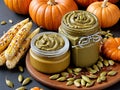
[{"xmin": 59, "ymin": 10, "xmax": 102, "ymax": 67}]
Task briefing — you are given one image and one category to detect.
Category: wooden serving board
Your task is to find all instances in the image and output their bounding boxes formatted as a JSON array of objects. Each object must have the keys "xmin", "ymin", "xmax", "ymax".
[{"xmin": 26, "ymin": 53, "xmax": 120, "ymax": 90}]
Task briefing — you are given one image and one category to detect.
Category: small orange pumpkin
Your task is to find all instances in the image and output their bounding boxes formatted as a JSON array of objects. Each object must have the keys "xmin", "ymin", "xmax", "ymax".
[
  {"xmin": 102, "ymin": 37, "xmax": 120, "ymax": 61},
  {"xmin": 74, "ymin": 0, "xmax": 98, "ymax": 7},
  {"xmin": 99, "ymin": 0, "xmax": 119, "ymax": 3},
  {"xmin": 4, "ymin": 0, "xmax": 31, "ymax": 15},
  {"xmin": 87, "ymin": 0, "xmax": 120, "ymax": 28},
  {"xmin": 29, "ymin": 0, "xmax": 78, "ymax": 31}
]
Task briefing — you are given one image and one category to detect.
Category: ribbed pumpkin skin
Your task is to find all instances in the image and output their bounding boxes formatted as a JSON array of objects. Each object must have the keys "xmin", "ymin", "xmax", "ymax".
[
  {"xmin": 4, "ymin": 0, "xmax": 31, "ymax": 15},
  {"xmin": 74, "ymin": 0, "xmax": 98, "ymax": 7},
  {"xmin": 102, "ymin": 37, "xmax": 120, "ymax": 61},
  {"xmin": 29, "ymin": 0, "xmax": 78, "ymax": 31},
  {"xmin": 87, "ymin": 1, "xmax": 120, "ymax": 28},
  {"xmin": 74, "ymin": 0, "xmax": 119, "ymax": 7}
]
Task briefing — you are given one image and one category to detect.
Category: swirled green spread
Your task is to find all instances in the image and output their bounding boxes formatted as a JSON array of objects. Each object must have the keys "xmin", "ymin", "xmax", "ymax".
[
  {"xmin": 35, "ymin": 33, "xmax": 64, "ymax": 51},
  {"xmin": 63, "ymin": 10, "xmax": 96, "ymax": 29}
]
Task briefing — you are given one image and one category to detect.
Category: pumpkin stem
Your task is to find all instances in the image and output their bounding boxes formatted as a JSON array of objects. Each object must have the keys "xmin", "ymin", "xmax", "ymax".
[
  {"xmin": 47, "ymin": 0, "xmax": 57, "ymax": 6},
  {"xmin": 102, "ymin": 0, "xmax": 108, "ymax": 8}
]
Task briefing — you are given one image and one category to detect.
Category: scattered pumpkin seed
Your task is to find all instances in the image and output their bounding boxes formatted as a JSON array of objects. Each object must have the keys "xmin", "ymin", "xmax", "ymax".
[
  {"xmin": 18, "ymin": 66, "xmax": 24, "ymax": 72},
  {"xmin": 61, "ymin": 72, "xmax": 69, "ymax": 77},
  {"xmin": 81, "ymin": 75, "xmax": 91, "ymax": 83},
  {"xmin": 86, "ymin": 67, "xmax": 97, "ymax": 74},
  {"xmin": 100, "ymin": 76, "xmax": 106, "ymax": 82},
  {"xmin": 107, "ymin": 70, "xmax": 117, "ymax": 76},
  {"xmin": 22, "ymin": 77, "xmax": 31, "ymax": 86},
  {"xmin": 49, "ymin": 74, "xmax": 60, "ymax": 80},
  {"xmin": 57, "ymin": 77, "xmax": 66, "ymax": 82},
  {"xmin": 67, "ymin": 68, "xmax": 73, "ymax": 74},
  {"xmin": 81, "ymin": 79, "xmax": 86, "ymax": 86},
  {"xmin": 73, "ymin": 68, "xmax": 82, "ymax": 73},
  {"xmin": 1, "ymin": 20, "xmax": 7, "ymax": 25},
  {"xmin": 74, "ymin": 79, "xmax": 81, "ymax": 87},
  {"xmin": 96, "ymin": 77, "xmax": 102, "ymax": 83},
  {"xmin": 5, "ymin": 78, "xmax": 14, "ymax": 88},
  {"xmin": 9, "ymin": 19, "xmax": 13, "ymax": 24},
  {"xmin": 97, "ymin": 61, "xmax": 103, "ymax": 69},
  {"xmin": 18, "ymin": 74, "xmax": 24, "ymax": 83},
  {"xmin": 93, "ymin": 64, "xmax": 99, "ymax": 72},
  {"xmin": 15, "ymin": 86, "xmax": 26, "ymax": 90},
  {"xmin": 86, "ymin": 81, "xmax": 95, "ymax": 87},
  {"xmin": 99, "ymin": 56, "xmax": 104, "ymax": 61},
  {"xmin": 100, "ymin": 71, "xmax": 107, "ymax": 77},
  {"xmin": 103, "ymin": 60, "xmax": 109, "ymax": 66},
  {"xmin": 67, "ymin": 78, "xmax": 74, "ymax": 81},
  {"xmin": 108, "ymin": 60, "xmax": 115, "ymax": 66},
  {"xmin": 87, "ymin": 74, "xmax": 98, "ymax": 79},
  {"xmin": 66, "ymin": 81, "xmax": 73, "ymax": 86}
]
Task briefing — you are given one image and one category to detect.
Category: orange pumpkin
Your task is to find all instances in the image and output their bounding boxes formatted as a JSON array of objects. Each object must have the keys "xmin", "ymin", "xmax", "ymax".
[
  {"xmin": 4, "ymin": 0, "xmax": 31, "ymax": 15},
  {"xmin": 29, "ymin": 0, "xmax": 78, "ymax": 31},
  {"xmin": 74, "ymin": 0, "xmax": 98, "ymax": 7},
  {"xmin": 99, "ymin": 0, "xmax": 119, "ymax": 3},
  {"xmin": 102, "ymin": 37, "xmax": 120, "ymax": 61},
  {"xmin": 87, "ymin": 0, "xmax": 120, "ymax": 28}
]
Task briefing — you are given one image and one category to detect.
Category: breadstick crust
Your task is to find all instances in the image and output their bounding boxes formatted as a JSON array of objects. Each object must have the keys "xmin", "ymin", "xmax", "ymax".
[
  {"xmin": 0, "ymin": 18, "xmax": 29, "ymax": 53},
  {"xmin": 5, "ymin": 21, "xmax": 32, "ymax": 60}
]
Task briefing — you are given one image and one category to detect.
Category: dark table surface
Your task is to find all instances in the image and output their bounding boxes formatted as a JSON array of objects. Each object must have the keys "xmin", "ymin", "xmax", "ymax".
[{"xmin": 0, "ymin": 0, "xmax": 120, "ymax": 90}]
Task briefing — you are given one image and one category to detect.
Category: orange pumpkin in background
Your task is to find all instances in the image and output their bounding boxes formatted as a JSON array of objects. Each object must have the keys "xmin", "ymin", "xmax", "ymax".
[
  {"xmin": 74, "ymin": 0, "xmax": 98, "ymax": 7},
  {"xmin": 4, "ymin": 0, "xmax": 31, "ymax": 15},
  {"xmin": 29, "ymin": 0, "xmax": 78, "ymax": 31},
  {"xmin": 87, "ymin": 0, "xmax": 120, "ymax": 28},
  {"xmin": 99, "ymin": 0, "xmax": 119, "ymax": 3}
]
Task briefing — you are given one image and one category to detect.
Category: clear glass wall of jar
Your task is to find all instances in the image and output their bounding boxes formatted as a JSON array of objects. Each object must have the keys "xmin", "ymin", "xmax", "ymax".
[
  {"xmin": 59, "ymin": 10, "xmax": 102, "ymax": 67},
  {"xmin": 30, "ymin": 32, "xmax": 70, "ymax": 74}
]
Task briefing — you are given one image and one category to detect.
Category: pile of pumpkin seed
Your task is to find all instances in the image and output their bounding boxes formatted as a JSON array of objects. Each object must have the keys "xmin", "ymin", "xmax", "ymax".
[
  {"xmin": 49, "ymin": 56, "xmax": 117, "ymax": 88},
  {"xmin": 5, "ymin": 66, "xmax": 32, "ymax": 90}
]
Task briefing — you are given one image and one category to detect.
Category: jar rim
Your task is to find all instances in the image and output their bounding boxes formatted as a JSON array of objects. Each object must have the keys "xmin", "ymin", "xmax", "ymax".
[{"xmin": 31, "ymin": 32, "xmax": 70, "ymax": 57}]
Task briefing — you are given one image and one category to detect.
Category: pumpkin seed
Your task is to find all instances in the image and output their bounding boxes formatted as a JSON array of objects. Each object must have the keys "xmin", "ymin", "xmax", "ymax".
[
  {"xmin": 93, "ymin": 64, "xmax": 99, "ymax": 72},
  {"xmin": 57, "ymin": 77, "xmax": 66, "ymax": 82},
  {"xmin": 108, "ymin": 60, "xmax": 115, "ymax": 66},
  {"xmin": 49, "ymin": 74, "xmax": 60, "ymax": 80},
  {"xmin": 67, "ymin": 68, "xmax": 73, "ymax": 74},
  {"xmin": 67, "ymin": 78, "xmax": 74, "ymax": 81},
  {"xmin": 87, "ymin": 74, "xmax": 98, "ymax": 79},
  {"xmin": 81, "ymin": 75, "xmax": 91, "ymax": 83},
  {"xmin": 97, "ymin": 61, "xmax": 103, "ymax": 69},
  {"xmin": 74, "ymin": 79, "xmax": 81, "ymax": 87},
  {"xmin": 15, "ymin": 86, "xmax": 26, "ymax": 90},
  {"xmin": 61, "ymin": 72, "xmax": 69, "ymax": 77},
  {"xmin": 81, "ymin": 79, "xmax": 86, "ymax": 86},
  {"xmin": 22, "ymin": 77, "xmax": 31, "ymax": 86},
  {"xmin": 9, "ymin": 19, "xmax": 13, "ymax": 24},
  {"xmin": 103, "ymin": 60, "xmax": 109, "ymax": 66},
  {"xmin": 99, "ymin": 56, "xmax": 104, "ymax": 61},
  {"xmin": 73, "ymin": 68, "xmax": 82, "ymax": 73},
  {"xmin": 96, "ymin": 77, "xmax": 102, "ymax": 83},
  {"xmin": 100, "ymin": 71, "xmax": 107, "ymax": 77},
  {"xmin": 5, "ymin": 78, "xmax": 14, "ymax": 88},
  {"xmin": 86, "ymin": 67, "xmax": 97, "ymax": 74},
  {"xmin": 66, "ymin": 81, "xmax": 73, "ymax": 86},
  {"xmin": 18, "ymin": 66, "xmax": 24, "ymax": 72},
  {"xmin": 107, "ymin": 70, "xmax": 117, "ymax": 76},
  {"xmin": 1, "ymin": 20, "xmax": 7, "ymax": 25},
  {"xmin": 18, "ymin": 74, "xmax": 24, "ymax": 83},
  {"xmin": 100, "ymin": 76, "xmax": 106, "ymax": 81},
  {"xmin": 86, "ymin": 81, "xmax": 95, "ymax": 87}
]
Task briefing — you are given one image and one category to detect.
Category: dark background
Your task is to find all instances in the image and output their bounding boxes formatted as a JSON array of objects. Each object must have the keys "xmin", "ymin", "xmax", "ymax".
[{"xmin": 0, "ymin": 0, "xmax": 120, "ymax": 90}]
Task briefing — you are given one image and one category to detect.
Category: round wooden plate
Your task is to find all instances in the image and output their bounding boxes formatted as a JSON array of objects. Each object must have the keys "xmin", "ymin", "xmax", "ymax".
[{"xmin": 26, "ymin": 53, "xmax": 120, "ymax": 90}]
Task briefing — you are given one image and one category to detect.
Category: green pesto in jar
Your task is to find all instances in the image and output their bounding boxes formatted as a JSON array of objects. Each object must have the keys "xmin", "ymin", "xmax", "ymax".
[
  {"xmin": 59, "ymin": 10, "xmax": 102, "ymax": 67},
  {"xmin": 35, "ymin": 33, "xmax": 65, "ymax": 51}
]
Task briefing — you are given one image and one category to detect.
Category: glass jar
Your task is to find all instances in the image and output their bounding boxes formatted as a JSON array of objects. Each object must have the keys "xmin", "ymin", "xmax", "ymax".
[
  {"xmin": 30, "ymin": 32, "xmax": 70, "ymax": 74},
  {"xmin": 59, "ymin": 10, "xmax": 102, "ymax": 67}
]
